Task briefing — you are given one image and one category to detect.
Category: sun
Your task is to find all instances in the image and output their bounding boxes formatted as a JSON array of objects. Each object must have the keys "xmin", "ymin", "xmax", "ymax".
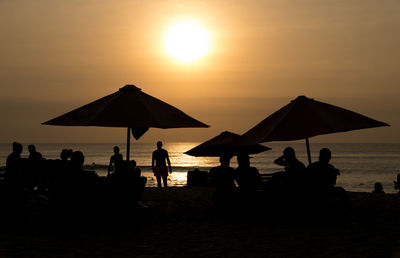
[{"xmin": 164, "ymin": 20, "xmax": 211, "ymax": 63}]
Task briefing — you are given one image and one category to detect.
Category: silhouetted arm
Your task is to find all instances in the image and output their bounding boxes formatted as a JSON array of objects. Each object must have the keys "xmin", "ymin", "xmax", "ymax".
[
  {"xmin": 255, "ymin": 168, "xmax": 262, "ymax": 187},
  {"xmin": 166, "ymin": 152, "xmax": 172, "ymax": 173},
  {"xmin": 107, "ymin": 156, "xmax": 113, "ymax": 176},
  {"xmin": 151, "ymin": 152, "xmax": 155, "ymax": 171},
  {"xmin": 274, "ymin": 155, "xmax": 287, "ymax": 166}
]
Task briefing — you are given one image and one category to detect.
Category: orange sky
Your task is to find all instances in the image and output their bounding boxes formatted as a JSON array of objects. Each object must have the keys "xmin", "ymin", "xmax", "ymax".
[{"xmin": 0, "ymin": 0, "xmax": 399, "ymax": 143}]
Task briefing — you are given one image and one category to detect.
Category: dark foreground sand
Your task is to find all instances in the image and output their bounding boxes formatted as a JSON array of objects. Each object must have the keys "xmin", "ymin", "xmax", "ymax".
[{"xmin": 1, "ymin": 187, "xmax": 400, "ymax": 257}]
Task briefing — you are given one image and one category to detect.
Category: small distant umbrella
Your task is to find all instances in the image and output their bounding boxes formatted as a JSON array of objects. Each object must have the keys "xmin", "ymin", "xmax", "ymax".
[
  {"xmin": 43, "ymin": 84, "xmax": 209, "ymax": 160},
  {"xmin": 238, "ymin": 96, "xmax": 389, "ymax": 165},
  {"xmin": 185, "ymin": 131, "xmax": 270, "ymax": 157}
]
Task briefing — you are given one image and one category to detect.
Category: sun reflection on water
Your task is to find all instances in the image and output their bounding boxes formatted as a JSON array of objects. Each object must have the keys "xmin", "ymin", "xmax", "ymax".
[{"xmin": 166, "ymin": 142, "xmax": 221, "ymax": 168}]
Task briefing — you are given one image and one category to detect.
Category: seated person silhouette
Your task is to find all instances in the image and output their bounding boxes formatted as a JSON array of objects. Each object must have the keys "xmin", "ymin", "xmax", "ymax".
[
  {"xmin": 66, "ymin": 151, "xmax": 98, "ymax": 222},
  {"xmin": 71, "ymin": 151, "xmax": 85, "ymax": 172},
  {"xmin": 5, "ymin": 142, "xmax": 25, "ymax": 197},
  {"xmin": 69, "ymin": 150, "xmax": 98, "ymax": 187},
  {"xmin": 49, "ymin": 149, "xmax": 73, "ymax": 189},
  {"xmin": 129, "ymin": 160, "xmax": 142, "ymax": 179},
  {"xmin": 49, "ymin": 150, "xmax": 93, "ymax": 218},
  {"xmin": 71, "ymin": 151, "xmax": 97, "ymax": 192},
  {"xmin": 209, "ymin": 154, "xmax": 236, "ymax": 207},
  {"xmin": 108, "ymin": 146, "xmax": 123, "ymax": 177},
  {"xmin": 114, "ymin": 160, "xmax": 141, "ymax": 179},
  {"xmin": 373, "ymin": 182, "xmax": 385, "ymax": 194},
  {"xmin": 6, "ymin": 142, "xmax": 23, "ymax": 172},
  {"xmin": 120, "ymin": 160, "xmax": 146, "ymax": 192},
  {"xmin": 235, "ymin": 153, "xmax": 261, "ymax": 198},
  {"xmin": 5, "ymin": 142, "xmax": 23, "ymax": 182},
  {"xmin": 307, "ymin": 148, "xmax": 340, "ymax": 192},
  {"xmin": 27, "ymin": 144, "xmax": 44, "ymax": 192},
  {"xmin": 274, "ymin": 147, "xmax": 306, "ymax": 189},
  {"xmin": 28, "ymin": 145, "xmax": 43, "ymax": 161},
  {"xmin": 394, "ymin": 173, "xmax": 400, "ymax": 193},
  {"xmin": 274, "ymin": 147, "xmax": 306, "ymax": 173},
  {"xmin": 60, "ymin": 149, "xmax": 73, "ymax": 161}
]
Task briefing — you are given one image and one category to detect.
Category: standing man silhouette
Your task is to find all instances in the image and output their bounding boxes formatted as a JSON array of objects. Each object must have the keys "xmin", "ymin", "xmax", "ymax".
[{"xmin": 152, "ymin": 141, "xmax": 172, "ymax": 187}]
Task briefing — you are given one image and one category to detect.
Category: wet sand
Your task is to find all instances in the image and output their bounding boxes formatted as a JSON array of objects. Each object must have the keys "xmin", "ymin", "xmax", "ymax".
[{"xmin": 1, "ymin": 187, "xmax": 400, "ymax": 257}]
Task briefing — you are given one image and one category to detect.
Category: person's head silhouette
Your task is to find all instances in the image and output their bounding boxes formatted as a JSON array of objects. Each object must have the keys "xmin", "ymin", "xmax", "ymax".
[
  {"xmin": 113, "ymin": 146, "xmax": 120, "ymax": 154},
  {"xmin": 219, "ymin": 154, "xmax": 232, "ymax": 167},
  {"xmin": 237, "ymin": 153, "xmax": 250, "ymax": 167},
  {"xmin": 374, "ymin": 182, "xmax": 384, "ymax": 193},
  {"xmin": 28, "ymin": 144, "xmax": 36, "ymax": 154},
  {"xmin": 60, "ymin": 149, "xmax": 72, "ymax": 160},
  {"xmin": 157, "ymin": 141, "xmax": 163, "ymax": 149},
  {"xmin": 12, "ymin": 142, "xmax": 23, "ymax": 154},
  {"xmin": 71, "ymin": 151, "xmax": 85, "ymax": 169},
  {"xmin": 319, "ymin": 148, "xmax": 331, "ymax": 164},
  {"xmin": 283, "ymin": 147, "xmax": 296, "ymax": 160}
]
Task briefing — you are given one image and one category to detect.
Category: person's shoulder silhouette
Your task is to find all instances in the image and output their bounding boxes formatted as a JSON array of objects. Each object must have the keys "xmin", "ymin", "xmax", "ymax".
[
  {"xmin": 275, "ymin": 147, "xmax": 305, "ymax": 173},
  {"xmin": 308, "ymin": 148, "xmax": 339, "ymax": 188},
  {"xmin": 28, "ymin": 144, "xmax": 43, "ymax": 160},
  {"xmin": 6, "ymin": 142, "xmax": 23, "ymax": 169}
]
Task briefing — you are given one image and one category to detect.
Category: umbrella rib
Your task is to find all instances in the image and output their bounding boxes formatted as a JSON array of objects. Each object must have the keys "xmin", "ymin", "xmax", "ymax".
[
  {"xmin": 252, "ymin": 102, "xmax": 295, "ymax": 143},
  {"xmin": 85, "ymin": 92, "xmax": 121, "ymax": 126},
  {"xmin": 135, "ymin": 95, "xmax": 163, "ymax": 128}
]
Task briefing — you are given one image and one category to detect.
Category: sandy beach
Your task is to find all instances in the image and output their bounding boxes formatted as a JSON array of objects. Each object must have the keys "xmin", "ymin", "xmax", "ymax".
[{"xmin": 0, "ymin": 187, "xmax": 400, "ymax": 257}]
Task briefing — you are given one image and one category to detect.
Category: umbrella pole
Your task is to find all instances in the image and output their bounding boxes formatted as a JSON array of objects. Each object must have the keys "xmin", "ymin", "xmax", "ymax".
[
  {"xmin": 126, "ymin": 127, "xmax": 130, "ymax": 161},
  {"xmin": 305, "ymin": 137, "xmax": 311, "ymax": 166}
]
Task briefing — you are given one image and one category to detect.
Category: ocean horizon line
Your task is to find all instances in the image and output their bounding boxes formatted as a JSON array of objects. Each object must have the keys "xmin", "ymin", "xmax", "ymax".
[{"xmin": 1, "ymin": 141, "xmax": 399, "ymax": 144}]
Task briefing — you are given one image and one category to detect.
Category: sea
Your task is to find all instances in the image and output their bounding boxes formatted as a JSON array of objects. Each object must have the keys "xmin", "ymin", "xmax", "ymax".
[{"xmin": 0, "ymin": 142, "xmax": 399, "ymax": 193}]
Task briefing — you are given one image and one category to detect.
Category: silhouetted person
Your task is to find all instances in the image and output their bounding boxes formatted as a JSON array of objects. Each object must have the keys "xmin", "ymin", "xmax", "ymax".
[
  {"xmin": 152, "ymin": 141, "xmax": 172, "ymax": 187},
  {"xmin": 373, "ymin": 182, "xmax": 385, "ymax": 194},
  {"xmin": 113, "ymin": 159, "xmax": 141, "ymax": 180},
  {"xmin": 28, "ymin": 145, "xmax": 43, "ymax": 161},
  {"xmin": 209, "ymin": 154, "xmax": 236, "ymax": 208},
  {"xmin": 274, "ymin": 147, "xmax": 306, "ymax": 173},
  {"xmin": 70, "ymin": 151, "xmax": 98, "ymax": 221},
  {"xmin": 106, "ymin": 159, "xmax": 146, "ymax": 220},
  {"xmin": 60, "ymin": 149, "xmax": 73, "ymax": 161},
  {"xmin": 5, "ymin": 142, "xmax": 25, "ymax": 210},
  {"xmin": 235, "ymin": 153, "xmax": 261, "ymax": 199},
  {"xmin": 27, "ymin": 144, "xmax": 44, "ymax": 192},
  {"xmin": 305, "ymin": 148, "xmax": 349, "ymax": 217},
  {"xmin": 108, "ymin": 146, "xmax": 123, "ymax": 177},
  {"xmin": 5, "ymin": 142, "xmax": 23, "ymax": 184},
  {"xmin": 307, "ymin": 148, "xmax": 340, "ymax": 190},
  {"xmin": 47, "ymin": 149, "xmax": 73, "ymax": 195},
  {"xmin": 129, "ymin": 160, "xmax": 142, "ymax": 179},
  {"xmin": 123, "ymin": 160, "xmax": 146, "ymax": 192},
  {"xmin": 394, "ymin": 173, "xmax": 400, "ymax": 193},
  {"xmin": 274, "ymin": 147, "xmax": 306, "ymax": 190},
  {"xmin": 71, "ymin": 151, "xmax": 85, "ymax": 172}
]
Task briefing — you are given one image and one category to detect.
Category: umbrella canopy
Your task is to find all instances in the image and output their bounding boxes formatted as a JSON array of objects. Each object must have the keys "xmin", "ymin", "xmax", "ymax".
[
  {"xmin": 43, "ymin": 84, "xmax": 209, "ymax": 159},
  {"xmin": 238, "ymin": 95, "xmax": 389, "ymax": 164},
  {"xmin": 185, "ymin": 131, "xmax": 270, "ymax": 157}
]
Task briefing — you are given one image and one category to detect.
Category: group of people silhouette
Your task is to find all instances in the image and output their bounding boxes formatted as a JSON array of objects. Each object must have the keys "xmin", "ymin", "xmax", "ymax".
[
  {"xmin": 209, "ymin": 152, "xmax": 261, "ymax": 209},
  {"xmin": 106, "ymin": 141, "xmax": 172, "ymax": 188},
  {"xmin": 273, "ymin": 146, "xmax": 340, "ymax": 192},
  {"xmin": 208, "ymin": 146, "xmax": 345, "ymax": 211},
  {"xmin": 3, "ymin": 142, "xmax": 147, "ymax": 225},
  {"xmin": 3, "ymin": 140, "xmax": 393, "ymax": 223}
]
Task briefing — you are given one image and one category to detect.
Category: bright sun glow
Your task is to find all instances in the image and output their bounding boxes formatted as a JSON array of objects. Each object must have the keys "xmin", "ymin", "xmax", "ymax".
[{"xmin": 164, "ymin": 20, "xmax": 211, "ymax": 63}]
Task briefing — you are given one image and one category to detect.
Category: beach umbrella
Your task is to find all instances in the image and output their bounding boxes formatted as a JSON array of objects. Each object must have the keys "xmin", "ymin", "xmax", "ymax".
[
  {"xmin": 185, "ymin": 131, "xmax": 270, "ymax": 157},
  {"xmin": 238, "ymin": 96, "xmax": 389, "ymax": 165},
  {"xmin": 43, "ymin": 84, "xmax": 209, "ymax": 160}
]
